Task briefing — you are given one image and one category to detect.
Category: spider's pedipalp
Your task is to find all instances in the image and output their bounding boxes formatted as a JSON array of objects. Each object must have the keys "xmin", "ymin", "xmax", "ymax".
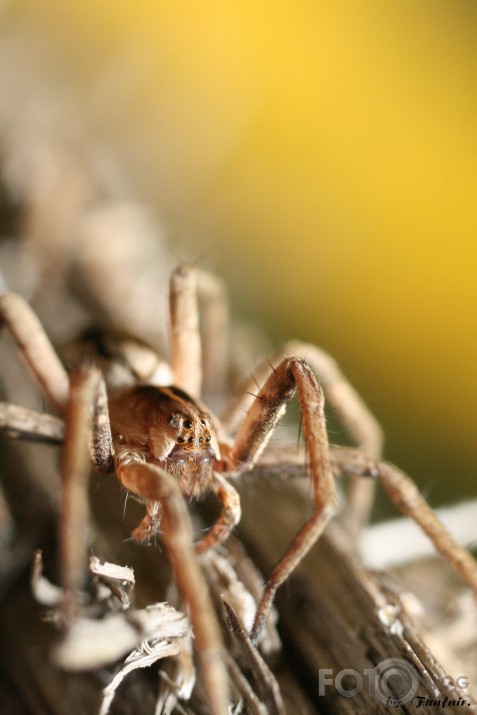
[{"xmin": 194, "ymin": 472, "xmax": 241, "ymax": 554}]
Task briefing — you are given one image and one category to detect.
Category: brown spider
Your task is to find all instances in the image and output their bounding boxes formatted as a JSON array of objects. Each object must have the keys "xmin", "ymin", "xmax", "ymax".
[{"xmin": 1, "ymin": 265, "xmax": 477, "ymax": 715}]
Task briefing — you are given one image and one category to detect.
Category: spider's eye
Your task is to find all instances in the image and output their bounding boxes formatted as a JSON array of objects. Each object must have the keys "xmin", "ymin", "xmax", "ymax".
[
  {"xmin": 177, "ymin": 436, "xmax": 185, "ymax": 444},
  {"xmin": 183, "ymin": 419, "xmax": 193, "ymax": 429},
  {"xmin": 205, "ymin": 435, "xmax": 211, "ymax": 443},
  {"xmin": 200, "ymin": 419, "xmax": 206, "ymax": 427},
  {"xmin": 188, "ymin": 436, "xmax": 194, "ymax": 444}
]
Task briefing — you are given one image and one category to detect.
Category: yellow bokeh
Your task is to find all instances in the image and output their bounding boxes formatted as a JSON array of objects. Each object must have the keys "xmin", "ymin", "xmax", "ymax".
[{"xmin": 4, "ymin": 0, "xmax": 477, "ymax": 505}]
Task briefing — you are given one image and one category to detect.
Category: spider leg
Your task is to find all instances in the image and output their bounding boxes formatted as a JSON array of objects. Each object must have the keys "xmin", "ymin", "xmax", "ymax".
[
  {"xmin": 0, "ymin": 292, "xmax": 70, "ymax": 414},
  {"xmin": 169, "ymin": 266, "xmax": 202, "ymax": 398},
  {"xmin": 222, "ymin": 340, "xmax": 383, "ymax": 527},
  {"xmin": 0, "ymin": 402, "xmax": 64, "ymax": 443},
  {"xmin": 194, "ymin": 472, "xmax": 241, "ymax": 554},
  {"xmin": 88, "ymin": 368, "xmax": 114, "ymax": 474},
  {"xmin": 194, "ymin": 268, "xmax": 229, "ymax": 398},
  {"xmin": 332, "ymin": 446, "xmax": 477, "ymax": 597},
  {"xmin": 115, "ymin": 455, "xmax": 230, "ymax": 715},
  {"xmin": 60, "ymin": 366, "xmax": 113, "ymax": 624},
  {"xmin": 226, "ymin": 357, "xmax": 337, "ymax": 644},
  {"xmin": 169, "ymin": 265, "xmax": 229, "ymax": 400}
]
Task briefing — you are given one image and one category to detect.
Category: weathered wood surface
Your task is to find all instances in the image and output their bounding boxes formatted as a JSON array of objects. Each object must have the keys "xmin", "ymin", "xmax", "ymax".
[
  {"xmin": 0, "ymin": 428, "xmax": 475, "ymax": 714},
  {"xmin": 236, "ymin": 470, "xmax": 476, "ymax": 714}
]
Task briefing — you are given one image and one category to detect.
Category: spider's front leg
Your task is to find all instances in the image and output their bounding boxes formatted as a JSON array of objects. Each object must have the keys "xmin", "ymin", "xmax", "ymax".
[
  {"xmin": 115, "ymin": 455, "xmax": 229, "ymax": 715},
  {"xmin": 223, "ymin": 341, "xmax": 384, "ymax": 529},
  {"xmin": 225, "ymin": 357, "xmax": 337, "ymax": 645}
]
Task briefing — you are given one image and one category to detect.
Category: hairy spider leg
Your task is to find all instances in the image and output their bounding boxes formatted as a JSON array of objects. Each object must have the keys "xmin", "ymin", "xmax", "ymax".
[
  {"xmin": 225, "ymin": 356, "xmax": 337, "ymax": 644},
  {"xmin": 0, "ymin": 292, "xmax": 70, "ymax": 413},
  {"xmin": 222, "ymin": 341, "xmax": 383, "ymax": 530},
  {"xmin": 331, "ymin": 446, "xmax": 477, "ymax": 598},
  {"xmin": 115, "ymin": 457, "xmax": 229, "ymax": 715},
  {"xmin": 60, "ymin": 367, "xmax": 106, "ymax": 624}
]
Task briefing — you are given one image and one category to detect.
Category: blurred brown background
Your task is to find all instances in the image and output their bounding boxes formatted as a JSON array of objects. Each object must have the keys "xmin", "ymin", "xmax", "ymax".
[{"xmin": 1, "ymin": 1, "xmax": 477, "ymax": 514}]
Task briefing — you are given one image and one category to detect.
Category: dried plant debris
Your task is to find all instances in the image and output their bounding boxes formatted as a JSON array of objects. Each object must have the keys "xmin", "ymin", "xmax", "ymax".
[
  {"xmin": 32, "ymin": 550, "xmax": 193, "ymax": 713},
  {"xmin": 31, "ymin": 549, "xmax": 66, "ymax": 609},
  {"xmin": 30, "ymin": 544, "xmax": 290, "ymax": 714},
  {"xmin": 156, "ymin": 637, "xmax": 196, "ymax": 715},
  {"xmin": 89, "ymin": 554, "xmax": 135, "ymax": 610},
  {"xmin": 199, "ymin": 538, "xmax": 280, "ymax": 657},
  {"xmin": 222, "ymin": 598, "xmax": 285, "ymax": 715},
  {"xmin": 55, "ymin": 603, "xmax": 190, "ymax": 673},
  {"xmin": 99, "ymin": 637, "xmax": 187, "ymax": 715}
]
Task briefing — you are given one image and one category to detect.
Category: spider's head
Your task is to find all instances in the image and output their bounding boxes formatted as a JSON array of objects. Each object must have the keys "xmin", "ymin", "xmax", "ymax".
[
  {"xmin": 157, "ymin": 387, "xmax": 220, "ymax": 497},
  {"xmin": 110, "ymin": 384, "xmax": 221, "ymax": 496},
  {"xmin": 167, "ymin": 406, "xmax": 215, "ymax": 455}
]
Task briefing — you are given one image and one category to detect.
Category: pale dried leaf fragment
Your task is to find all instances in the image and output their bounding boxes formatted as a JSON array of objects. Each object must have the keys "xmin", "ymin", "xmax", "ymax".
[
  {"xmin": 156, "ymin": 635, "xmax": 196, "ymax": 715},
  {"xmin": 31, "ymin": 550, "xmax": 63, "ymax": 607},
  {"xmin": 89, "ymin": 554, "xmax": 135, "ymax": 609},
  {"xmin": 200, "ymin": 538, "xmax": 280, "ymax": 656},
  {"xmin": 54, "ymin": 603, "xmax": 190, "ymax": 671},
  {"xmin": 99, "ymin": 638, "xmax": 182, "ymax": 715},
  {"xmin": 201, "ymin": 548, "xmax": 257, "ymax": 632}
]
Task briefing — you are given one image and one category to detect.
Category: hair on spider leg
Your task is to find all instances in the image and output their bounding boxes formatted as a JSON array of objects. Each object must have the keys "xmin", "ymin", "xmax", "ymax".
[
  {"xmin": 266, "ymin": 358, "xmax": 277, "ymax": 374},
  {"xmin": 169, "ymin": 242, "xmax": 216, "ymax": 272},
  {"xmin": 244, "ymin": 390, "xmax": 263, "ymax": 401},
  {"xmin": 296, "ymin": 414, "xmax": 303, "ymax": 450},
  {"xmin": 151, "ymin": 531, "xmax": 161, "ymax": 550},
  {"xmin": 248, "ymin": 370, "xmax": 263, "ymax": 393},
  {"xmin": 419, "ymin": 478, "xmax": 437, "ymax": 504},
  {"xmin": 167, "ymin": 240, "xmax": 190, "ymax": 267},
  {"xmin": 121, "ymin": 531, "xmax": 165, "ymax": 552},
  {"xmin": 122, "ymin": 491, "xmax": 130, "ymax": 519}
]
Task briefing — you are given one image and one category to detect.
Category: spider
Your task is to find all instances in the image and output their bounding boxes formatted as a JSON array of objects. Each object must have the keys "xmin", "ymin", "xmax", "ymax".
[{"xmin": 1, "ymin": 265, "xmax": 477, "ymax": 715}]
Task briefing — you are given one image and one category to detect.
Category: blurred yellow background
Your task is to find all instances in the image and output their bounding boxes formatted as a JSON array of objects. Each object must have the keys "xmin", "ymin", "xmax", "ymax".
[{"xmin": 4, "ymin": 1, "xmax": 477, "ymax": 510}]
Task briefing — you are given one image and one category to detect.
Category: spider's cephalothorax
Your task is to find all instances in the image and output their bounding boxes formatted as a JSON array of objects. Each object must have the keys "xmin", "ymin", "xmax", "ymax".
[{"xmin": 109, "ymin": 384, "xmax": 221, "ymax": 499}]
